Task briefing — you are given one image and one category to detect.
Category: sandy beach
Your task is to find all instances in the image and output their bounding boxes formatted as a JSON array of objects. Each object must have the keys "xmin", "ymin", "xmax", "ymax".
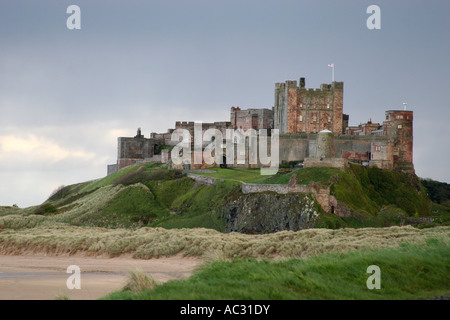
[{"xmin": 0, "ymin": 254, "xmax": 201, "ymax": 300}]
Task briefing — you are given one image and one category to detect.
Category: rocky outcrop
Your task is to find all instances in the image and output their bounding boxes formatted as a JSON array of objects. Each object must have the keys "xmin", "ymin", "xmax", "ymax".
[{"xmin": 223, "ymin": 193, "xmax": 319, "ymax": 234}]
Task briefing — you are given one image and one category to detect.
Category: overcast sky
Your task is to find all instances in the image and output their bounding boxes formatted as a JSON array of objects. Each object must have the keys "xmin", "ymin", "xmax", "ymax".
[{"xmin": 1, "ymin": 0, "xmax": 449, "ymax": 207}]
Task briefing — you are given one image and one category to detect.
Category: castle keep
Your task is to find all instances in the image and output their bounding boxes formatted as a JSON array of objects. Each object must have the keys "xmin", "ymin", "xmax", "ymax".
[
  {"xmin": 274, "ymin": 78, "xmax": 347, "ymax": 135},
  {"xmin": 107, "ymin": 77, "xmax": 414, "ymax": 175}
]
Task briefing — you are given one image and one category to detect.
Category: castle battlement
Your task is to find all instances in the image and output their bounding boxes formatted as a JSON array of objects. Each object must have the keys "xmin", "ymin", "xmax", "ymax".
[{"xmin": 107, "ymin": 76, "xmax": 414, "ymax": 176}]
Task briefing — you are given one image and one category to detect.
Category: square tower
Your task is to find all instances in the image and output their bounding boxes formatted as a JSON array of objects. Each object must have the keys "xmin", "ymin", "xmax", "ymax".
[
  {"xmin": 383, "ymin": 110, "xmax": 414, "ymax": 172},
  {"xmin": 274, "ymin": 78, "xmax": 345, "ymax": 134}
]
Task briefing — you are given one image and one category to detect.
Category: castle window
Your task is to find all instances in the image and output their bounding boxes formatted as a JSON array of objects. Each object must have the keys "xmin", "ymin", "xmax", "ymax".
[
  {"xmin": 313, "ymin": 127, "xmax": 317, "ymax": 133},
  {"xmin": 398, "ymin": 124, "xmax": 402, "ymax": 129},
  {"xmin": 300, "ymin": 104, "xmax": 303, "ymax": 108},
  {"xmin": 396, "ymin": 115, "xmax": 403, "ymax": 119},
  {"xmin": 313, "ymin": 115, "xmax": 317, "ymax": 122},
  {"xmin": 327, "ymin": 104, "xmax": 330, "ymax": 109},
  {"xmin": 299, "ymin": 115, "xmax": 303, "ymax": 122},
  {"xmin": 328, "ymin": 116, "xmax": 331, "ymax": 123},
  {"xmin": 374, "ymin": 145, "xmax": 381, "ymax": 152}
]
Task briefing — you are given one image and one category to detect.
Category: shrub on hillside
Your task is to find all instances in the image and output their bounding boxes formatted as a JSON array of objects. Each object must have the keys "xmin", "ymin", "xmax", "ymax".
[
  {"xmin": 313, "ymin": 213, "xmax": 347, "ymax": 229},
  {"xmin": 420, "ymin": 179, "xmax": 450, "ymax": 205},
  {"xmin": 378, "ymin": 206, "xmax": 407, "ymax": 226},
  {"xmin": 34, "ymin": 203, "xmax": 58, "ymax": 215}
]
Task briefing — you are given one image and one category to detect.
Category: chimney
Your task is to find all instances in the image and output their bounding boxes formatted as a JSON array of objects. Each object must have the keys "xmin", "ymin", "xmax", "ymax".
[
  {"xmin": 135, "ymin": 127, "xmax": 143, "ymax": 138},
  {"xmin": 300, "ymin": 77, "xmax": 305, "ymax": 88}
]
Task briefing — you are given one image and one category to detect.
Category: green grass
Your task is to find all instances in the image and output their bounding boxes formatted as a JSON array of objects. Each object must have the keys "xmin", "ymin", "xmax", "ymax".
[
  {"xmin": 68, "ymin": 178, "xmax": 239, "ymax": 231},
  {"xmin": 331, "ymin": 171, "xmax": 380, "ymax": 215},
  {"xmin": 145, "ymin": 178, "xmax": 197, "ymax": 211},
  {"xmin": 0, "ymin": 163, "xmax": 237, "ymax": 231},
  {"xmin": 190, "ymin": 167, "xmax": 278, "ymax": 184},
  {"xmin": 0, "ymin": 167, "xmax": 240, "ymax": 231},
  {"xmin": 149, "ymin": 179, "xmax": 241, "ymax": 231},
  {"xmin": 1, "ymin": 163, "xmax": 440, "ymax": 231},
  {"xmin": 170, "ymin": 166, "xmax": 432, "ymax": 226},
  {"xmin": 295, "ymin": 167, "xmax": 342, "ymax": 186},
  {"xmin": 0, "ymin": 206, "xmax": 22, "ymax": 217},
  {"xmin": 104, "ymin": 239, "xmax": 450, "ymax": 300},
  {"xmin": 189, "ymin": 167, "xmax": 342, "ymax": 186},
  {"xmin": 332, "ymin": 165, "xmax": 431, "ymax": 217},
  {"xmin": 74, "ymin": 184, "xmax": 166, "ymax": 228},
  {"xmin": 78, "ymin": 163, "xmax": 166, "ymax": 194},
  {"xmin": 430, "ymin": 202, "xmax": 450, "ymax": 226}
]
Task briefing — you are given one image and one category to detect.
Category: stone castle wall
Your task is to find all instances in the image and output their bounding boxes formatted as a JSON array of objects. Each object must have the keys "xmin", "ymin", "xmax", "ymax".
[
  {"xmin": 230, "ymin": 107, "xmax": 273, "ymax": 131},
  {"xmin": 107, "ymin": 77, "xmax": 414, "ymax": 175},
  {"xmin": 274, "ymin": 78, "xmax": 345, "ymax": 135}
]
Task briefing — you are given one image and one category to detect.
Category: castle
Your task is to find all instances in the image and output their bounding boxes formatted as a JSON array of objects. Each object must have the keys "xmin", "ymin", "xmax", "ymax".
[{"xmin": 107, "ymin": 77, "xmax": 414, "ymax": 175}]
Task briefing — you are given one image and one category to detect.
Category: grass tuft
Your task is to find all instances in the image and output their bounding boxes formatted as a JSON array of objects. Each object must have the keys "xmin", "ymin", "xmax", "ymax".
[{"xmin": 122, "ymin": 270, "xmax": 159, "ymax": 294}]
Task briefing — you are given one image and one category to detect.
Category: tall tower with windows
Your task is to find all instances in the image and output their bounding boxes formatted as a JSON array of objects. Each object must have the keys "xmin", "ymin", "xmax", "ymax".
[
  {"xmin": 274, "ymin": 77, "xmax": 346, "ymax": 134},
  {"xmin": 383, "ymin": 110, "xmax": 414, "ymax": 172}
]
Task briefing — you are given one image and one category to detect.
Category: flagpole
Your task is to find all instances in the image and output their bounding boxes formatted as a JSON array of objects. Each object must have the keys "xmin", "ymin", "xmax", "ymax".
[
  {"xmin": 328, "ymin": 63, "xmax": 335, "ymax": 83},
  {"xmin": 332, "ymin": 64, "xmax": 335, "ymax": 82}
]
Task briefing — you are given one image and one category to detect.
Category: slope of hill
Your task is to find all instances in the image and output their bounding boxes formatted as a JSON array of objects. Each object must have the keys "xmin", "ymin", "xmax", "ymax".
[
  {"xmin": 1, "ymin": 163, "xmax": 449, "ymax": 300},
  {"xmin": 0, "ymin": 162, "xmax": 447, "ymax": 232},
  {"xmin": 0, "ymin": 163, "xmax": 239, "ymax": 231}
]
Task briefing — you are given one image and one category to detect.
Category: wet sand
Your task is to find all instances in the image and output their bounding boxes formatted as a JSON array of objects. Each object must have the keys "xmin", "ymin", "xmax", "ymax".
[{"xmin": 0, "ymin": 254, "xmax": 201, "ymax": 300}]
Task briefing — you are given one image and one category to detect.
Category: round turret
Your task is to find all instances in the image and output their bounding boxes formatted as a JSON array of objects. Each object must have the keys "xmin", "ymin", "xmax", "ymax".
[{"xmin": 316, "ymin": 129, "xmax": 335, "ymax": 158}]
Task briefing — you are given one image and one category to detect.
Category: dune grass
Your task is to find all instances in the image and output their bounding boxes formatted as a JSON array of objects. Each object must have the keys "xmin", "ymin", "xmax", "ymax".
[
  {"xmin": 0, "ymin": 206, "xmax": 21, "ymax": 216},
  {"xmin": 104, "ymin": 238, "xmax": 449, "ymax": 300},
  {"xmin": 0, "ymin": 224, "xmax": 448, "ymax": 259},
  {"xmin": 122, "ymin": 271, "xmax": 160, "ymax": 294}
]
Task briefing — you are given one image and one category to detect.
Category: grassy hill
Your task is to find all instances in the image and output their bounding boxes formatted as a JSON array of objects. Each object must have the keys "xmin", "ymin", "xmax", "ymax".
[
  {"xmin": 1, "ymin": 162, "xmax": 447, "ymax": 231},
  {"xmin": 1, "ymin": 163, "xmax": 449, "ymax": 300},
  {"xmin": 0, "ymin": 163, "xmax": 240, "ymax": 231},
  {"xmin": 189, "ymin": 164, "xmax": 443, "ymax": 229}
]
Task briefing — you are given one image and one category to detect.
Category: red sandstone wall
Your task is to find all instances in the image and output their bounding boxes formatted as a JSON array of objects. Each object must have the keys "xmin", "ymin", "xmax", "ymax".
[{"xmin": 284, "ymin": 81, "xmax": 343, "ymax": 134}]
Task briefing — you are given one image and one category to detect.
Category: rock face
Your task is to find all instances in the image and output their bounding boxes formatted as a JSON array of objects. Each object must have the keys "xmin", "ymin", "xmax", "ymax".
[{"xmin": 223, "ymin": 193, "xmax": 319, "ymax": 234}]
